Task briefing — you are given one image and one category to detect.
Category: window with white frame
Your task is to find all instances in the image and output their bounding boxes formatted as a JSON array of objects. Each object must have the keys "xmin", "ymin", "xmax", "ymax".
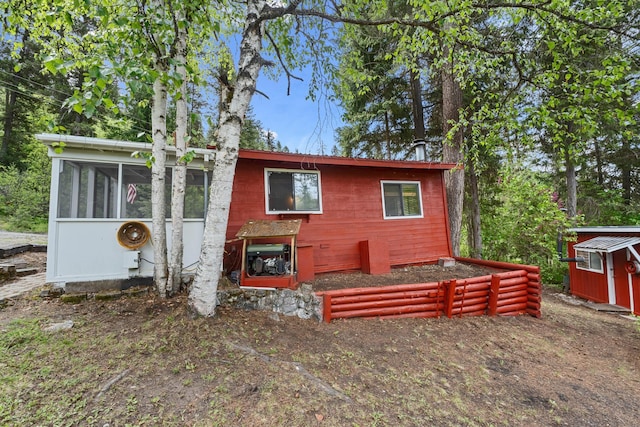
[
  {"xmin": 265, "ymin": 169, "xmax": 322, "ymax": 213},
  {"xmin": 576, "ymin": 249, "xmax": 604, "ymax": 273},
  {"xmin": 381, "ymin": 181, "xmax": 423, "ymax": 219}
]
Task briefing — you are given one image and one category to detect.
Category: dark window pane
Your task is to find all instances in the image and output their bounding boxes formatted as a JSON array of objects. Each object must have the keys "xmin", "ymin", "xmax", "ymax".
[
  {"xmin": 268, "ymin": 172, "xmax": 294, "ymax": 211},
  {"xmin": 383, "ymin": 183, "xmax": 403, "ymax": 216}
]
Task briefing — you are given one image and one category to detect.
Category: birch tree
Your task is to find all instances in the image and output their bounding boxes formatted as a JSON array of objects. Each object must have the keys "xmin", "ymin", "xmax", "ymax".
[
  {"xmin": 4, "ymin": 0, "xmax": 211, "ymax": 296},
  {"xmin": 189, "ymin": 0, "xmax": 307, "ymax": 316}
]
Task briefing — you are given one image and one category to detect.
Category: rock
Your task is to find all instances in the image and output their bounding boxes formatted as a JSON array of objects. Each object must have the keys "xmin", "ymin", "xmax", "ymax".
[
  {"xmin": 44, "ymin": 320, "xmax": 74, "ymax": 332},
  {"xmin": 95, "ymin": 290, "xmax": 123, "ymax": 301},
  {"xmin": 60, "ymin": 293, "xmax": 87, "ymax": 304},
  {"xmin": 268, "ymin": 312, "xmax": 280, "ymax": 321}
]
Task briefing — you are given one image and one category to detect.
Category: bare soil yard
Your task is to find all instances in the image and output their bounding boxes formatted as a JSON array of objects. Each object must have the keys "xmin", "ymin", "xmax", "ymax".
[{"xmin": 2, "ymin": 274, "xmax": 640, "ymax": 426}]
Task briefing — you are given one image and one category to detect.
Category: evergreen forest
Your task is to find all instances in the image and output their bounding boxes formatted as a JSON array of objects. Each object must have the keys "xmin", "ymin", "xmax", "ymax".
[{"xmin": 1, "ymin": 0, "xmax": 638, "ymax": 285}]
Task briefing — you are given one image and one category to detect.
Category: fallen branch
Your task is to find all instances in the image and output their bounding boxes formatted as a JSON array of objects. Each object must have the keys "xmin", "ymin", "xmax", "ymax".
[
  {"xmin": 94, "ymin": 369, "xmax": 130, "ymax": 401},
  {"xmin": 228, "ymin": 343, "xmax": 352, "ymax": 402}
]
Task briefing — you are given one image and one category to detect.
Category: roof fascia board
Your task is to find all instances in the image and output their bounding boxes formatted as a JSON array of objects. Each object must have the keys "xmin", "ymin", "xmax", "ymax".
[
  {"xmin": 569, "ymin": 226, "xmax": 640, "ymax": 234},
  {"xmin": 239, "ymin": 149, "xmax": 457, "ymax": 170}
]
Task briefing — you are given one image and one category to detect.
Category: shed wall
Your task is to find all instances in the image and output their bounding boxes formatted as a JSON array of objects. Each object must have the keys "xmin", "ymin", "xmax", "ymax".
[
  {"xmin": 568, "ymin": 230, "xmax": 640, "ymax": 314},
  {"xmin": 227, "ymin": 158, "xmax": 452, "ymax": 274},
  {"xmin": 568, "ymin": 239, "xmax": 609, "ymax": 303}
]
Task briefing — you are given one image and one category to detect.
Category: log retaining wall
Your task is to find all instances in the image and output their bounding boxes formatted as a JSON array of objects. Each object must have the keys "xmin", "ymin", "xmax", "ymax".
[{"xmin": 317, "ymin": 258, "xmax": 542, "ymax": 323}]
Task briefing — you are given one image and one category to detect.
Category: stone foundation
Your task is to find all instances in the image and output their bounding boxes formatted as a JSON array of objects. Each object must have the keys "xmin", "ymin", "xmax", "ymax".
[{"xmin": 217, "ymin": 283, "xmax": 322, "ymax": 321}]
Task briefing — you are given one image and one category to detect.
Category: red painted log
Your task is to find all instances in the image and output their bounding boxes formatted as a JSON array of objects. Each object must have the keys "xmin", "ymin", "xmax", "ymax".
[
  {"xmin": 498, "ymin": 285, "xmax": 528, "ymax": 296},
  {"xmin": 498, "ymin": 288, "xmax": 529, "ymax": 302},
  {"xmin": 496, "ymin": 302, "xmax": 528, "ymax": 314},
  {"xmin": 455, "ymin": 256, "xmax": 540, "ymax": 273},
  {"xmin": 321, "ymin": 281, "xmax": 440, "ymax": 297},
  {"xmin": 332, "ymin": 298, "xmax": 442, "ymax": 313},
  {"xmin": 497, "ymin": 276, "xmax": 529, "ymax": 288},
  {"xmin": 457, "ymin": 275, "xmax": 492, "ymax": 286},
  {"xmin": 488, "ymin": 275, "xmax": 501, "ymax": 316},
  {"xmin": 453, "ymin": 289, "xmax": 489, "ymax": 300},
  {"xmin": 527, "ymin": 295, "xmax": 541, "ymax": 303},
  {"xmin": 498, "ymin": 283, "xmax": 529, "ymax": 295},
  {"xmin": 527, "ymin": 272, "xmax": 541, "ymax": 281},
  {"xmin": 369, "ymin": 311, "xmax": 442, "ymax": 320},
  {"xmin": 445, "ymin": 280, "xmax": 457, "ymax": 318},
  {"xmin": 526, "ymin": 308, "xmax": 542, "ymax": 318},
  {"xmin": 332, "ymin": 303, "xmax": 443, "ymax": 319},
  {"xmin": 452, "ymin": 296, "xmax": 488, "ymax": 308},
  {"xmin": 459, "ymin": 309, "xmax": 487, "ymax": 317},
  {"xmin": 496, "ymin": 295, "xmax": 528, "ymax": 306},
  {"xmin": 526, "ymin": 301, "xmax": 541, "ymax": 309},
  {"xmin": 495, "ymin": 269, "xmax": 528, "ymax": 280},
  {"xmin": 332, "ymin": 289, "xmax": 443, "ymax": 305},
  {"xmin": 323, "ymin": 294, "xmax": 333, "ymax": 323},
  {"xmin": 454, "ymin": 302, "xmax": 488, "ymax": 314},
  {"xmin": 528, "ymin": 286, "xmax": 542, "ymax": 295},
  {"xmin": 453, "ymin": 282, "xmax": 491, "ymax": 293}
]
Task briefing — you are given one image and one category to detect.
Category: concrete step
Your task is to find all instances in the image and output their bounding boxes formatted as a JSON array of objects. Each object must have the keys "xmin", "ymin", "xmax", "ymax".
[
  {"xmin": 16, "ymin": 267, "xmax": 39, "ymax": 277},
  {"xmin": 0, "ymin": 264, "xmax": 17, "ymax": 281}
]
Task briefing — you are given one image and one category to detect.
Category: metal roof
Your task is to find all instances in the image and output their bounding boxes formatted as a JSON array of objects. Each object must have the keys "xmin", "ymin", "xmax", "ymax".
[
  {"xmin": 573, "ymin": 236, "xmax": 640, "ymax": 253},
  {"xmin": 569, "ymin": 226, "xmax": 640, "ymax": 234}
]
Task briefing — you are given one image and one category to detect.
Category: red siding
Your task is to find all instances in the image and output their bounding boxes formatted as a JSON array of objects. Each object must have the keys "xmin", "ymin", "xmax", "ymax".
[
  {"xmin": 568, "ymin": 239, "xmax": 609, "ymax": 303},
  {"xmin": 226, "ymin": 158, "xmax": 452, "ymax": 275}
]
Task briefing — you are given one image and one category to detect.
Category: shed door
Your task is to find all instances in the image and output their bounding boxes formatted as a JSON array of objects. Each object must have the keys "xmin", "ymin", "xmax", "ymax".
[{"xmin": 612, "ymin": 250, "xmax": 631, "ymax": 309}]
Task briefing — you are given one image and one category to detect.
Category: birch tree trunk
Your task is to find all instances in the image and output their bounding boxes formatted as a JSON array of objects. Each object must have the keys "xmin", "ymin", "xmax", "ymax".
[
  {"xmin": 189, "ymin": 0, "xmax": 267, "ymax": 316},
  {"xmin": 151, "ymin": 73, "xmax": 169, "ymax": 296},
  {"xmin": 168, "ymin": 15, "xmax": 188, "ymax": 296},
  {"xmin": 441, "ymin": 40, "xmax": 465, "ymax": 257}
]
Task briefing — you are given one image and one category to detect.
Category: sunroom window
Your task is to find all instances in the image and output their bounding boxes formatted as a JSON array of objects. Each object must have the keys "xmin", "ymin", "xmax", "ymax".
[
  {"xmin": 56, "ymin": 160, "xmax": 208, "ymax": 219},
  {"xmin": 265, "ymin": 169, "xmax": 322, "ymax": 213},
  {"xmin": 381, "ymin": 181, "xmax": 423, "ymax": 219},
  {"xmin": 57, "ymin": 161, "xmax": 118, "ymax": 218}
]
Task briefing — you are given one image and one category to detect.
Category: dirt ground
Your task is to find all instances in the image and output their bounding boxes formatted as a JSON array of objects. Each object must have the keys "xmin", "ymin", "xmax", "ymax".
[
  {"xmin": 2, "ymin": 252, "xmax": 640, "ymax": 426},
  {"xmin": 309, "ymin": 262, "xmax": 505, "ymax": 291}
]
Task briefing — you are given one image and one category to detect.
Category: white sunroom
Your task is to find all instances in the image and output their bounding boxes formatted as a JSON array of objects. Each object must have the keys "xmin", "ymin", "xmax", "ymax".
[{"xmin": 37, "ymin": 133, "xmax": 216, "ymax": 290}]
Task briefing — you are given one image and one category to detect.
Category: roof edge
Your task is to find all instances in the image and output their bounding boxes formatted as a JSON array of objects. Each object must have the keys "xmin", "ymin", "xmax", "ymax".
[
  {"xmin": 239, "ymin": 149, "xmax": 458, "ymax": 170},
  {"xmin": 569, "ymin": 226, "xmax": 640, "ymax": 234}
]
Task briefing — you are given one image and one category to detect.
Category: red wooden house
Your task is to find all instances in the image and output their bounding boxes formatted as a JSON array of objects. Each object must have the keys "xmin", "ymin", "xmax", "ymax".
[
  {"xmin": 37, "ymin": 133, "xmax": 456, "ymax": 291},
  {"xmin": 567, "ymin": 227, "xmax": 640, "ymax": 315},
  {"xmin": 225, "ymin": 149, "xmax": 456, "ymax": 288}
]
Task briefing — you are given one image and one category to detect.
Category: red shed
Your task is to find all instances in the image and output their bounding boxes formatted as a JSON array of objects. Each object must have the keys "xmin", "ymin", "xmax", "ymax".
[
  {"xmin": 224, "ymin": 149, "xmax": 456, "ymax": 287},
  {"xmin": 567, "ymin": 226, "xmax": 640, "ymax": 315}
]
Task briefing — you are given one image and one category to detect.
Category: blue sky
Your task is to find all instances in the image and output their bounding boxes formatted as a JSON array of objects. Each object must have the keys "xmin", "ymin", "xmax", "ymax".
[{"xmin": 250, "ymin": 71, "xmax": 344, "ymax": 155}]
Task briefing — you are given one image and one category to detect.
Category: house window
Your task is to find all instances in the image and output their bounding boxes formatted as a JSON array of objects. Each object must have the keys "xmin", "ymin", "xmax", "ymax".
[
  {"xmin": 265, "ymin": 169, "xmax": 322, "ymax": 213},
  {"xmin": 576, "ymin": 250, "xmax": 604, "ymax": 273},
  {"xmin": 56, "ymin": 160, "xmax": 207, "ymax": 219},
  {"xmin": 381, "ymin": 181, "xmax": 423, "ymax": 219}
]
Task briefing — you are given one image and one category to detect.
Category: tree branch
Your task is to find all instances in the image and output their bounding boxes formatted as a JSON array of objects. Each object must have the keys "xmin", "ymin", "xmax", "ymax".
[{"xmin": 264, "ymin": 29, "xmax": 303, "ymax": 96}]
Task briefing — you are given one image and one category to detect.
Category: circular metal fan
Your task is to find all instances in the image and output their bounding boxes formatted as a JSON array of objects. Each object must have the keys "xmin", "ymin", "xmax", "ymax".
[{"xmin": 116, "ymin": 221, "xmax": 150, "ymax": 249}]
